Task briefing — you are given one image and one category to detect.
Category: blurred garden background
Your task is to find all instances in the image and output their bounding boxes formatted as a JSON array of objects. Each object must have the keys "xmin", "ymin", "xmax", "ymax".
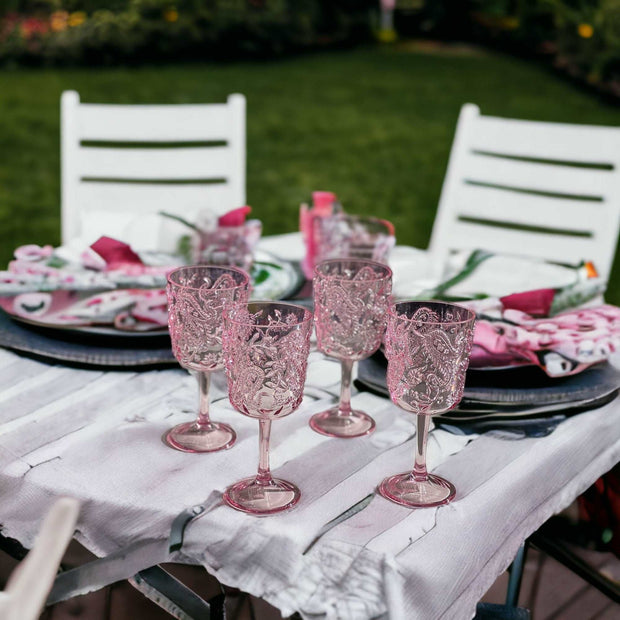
[{"xmin": 0, "ymin": 1, "xmax": 619, "ymax": 298}]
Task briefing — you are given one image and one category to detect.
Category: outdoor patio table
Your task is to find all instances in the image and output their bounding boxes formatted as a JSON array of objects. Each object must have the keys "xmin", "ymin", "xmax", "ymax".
[{"xmin": 0, "ymin": 234, "xmax": 619, "ymax": 620}]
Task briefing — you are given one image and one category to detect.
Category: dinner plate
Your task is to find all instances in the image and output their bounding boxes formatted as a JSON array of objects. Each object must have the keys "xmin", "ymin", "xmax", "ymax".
[
  {"xmin": 441, "ymin": 389, "xmax": 620, "ymax": 420},
  {"xmin": 0, "ymin": 309, "xmax": 176, "ymax": 369},
  {"xmin": 0, "ymin": 252, "xmax": 304, "ymax": 339},
  {"xmin": 356, "ymin": 350, "xmax": 620, "ymax": 409},
  {"xmin": 250, "ymin": 253, "xmax": 304, "ymax": 301},
  {"xmin": 9, "ymin": 316, "xmax": 169, "ymax": 338}
]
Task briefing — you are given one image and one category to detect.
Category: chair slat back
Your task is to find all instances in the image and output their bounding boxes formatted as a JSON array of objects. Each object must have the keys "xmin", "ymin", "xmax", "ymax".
[
  {"xmin": 75, "ymin": 103, "xmax": 236, "ymax": 141},
  {"xmin": 61, "ymin": 91, "xmax": 246, "ymax": 252},
  {"xmin": 429, "ymin": 104, "xmax": 620, "ymax": 278},
  {"xmin": 78, "ymin": 146, "xmax": 234, "ymax": 180}
]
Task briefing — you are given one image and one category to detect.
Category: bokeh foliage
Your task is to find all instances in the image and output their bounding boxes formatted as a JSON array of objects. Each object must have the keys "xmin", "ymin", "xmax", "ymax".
[{"xmin": 0, "ymin": 1, "xmax": 374, "ymax": 65}]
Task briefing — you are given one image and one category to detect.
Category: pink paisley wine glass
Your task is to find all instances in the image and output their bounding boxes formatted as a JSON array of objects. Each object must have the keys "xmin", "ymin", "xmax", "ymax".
[
  {"xmin": 314, "ymin": 213, "xmax": 395, "ymax": 265},
  {"xmin": 166, "ymin": 265, "xmax": 250, "ymax": 453},
  {"xmin": 223, "ymin": 302, "xmax": 313, "ymax": 515},
  {"xmin": 310, "ymin": 259, "xmax": 392, "ymax": 438},
  {"xmin": 379, "ymin": 301, "xmax": 476, "ymax": 507}
]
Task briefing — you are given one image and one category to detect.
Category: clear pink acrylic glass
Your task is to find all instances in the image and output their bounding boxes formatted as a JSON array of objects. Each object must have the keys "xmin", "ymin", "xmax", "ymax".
[
  {"xmin": 165, "ymin": 265, "xmax": 250, "ymax": 453},
  {"xmin": 222, "ymin": 302, "xmax": 313, "ymax": 515},
  {"xmin": 379, "ymin": 301, "xmax": 476, "ymax": 507},
  {"xmin": 313, "ymin": 213, "xmax": 395, "ymax": 265},
  {"xmin": 192, "ymin": 220, "xmax": 262, "ymax": 272},
  {"xmin": 310, "ymin": 259, "xmax": 392, "ymax": 438}
]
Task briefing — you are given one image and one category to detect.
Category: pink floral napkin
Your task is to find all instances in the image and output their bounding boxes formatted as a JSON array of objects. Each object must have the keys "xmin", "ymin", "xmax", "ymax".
[
  {"xmin": 0, "ymin": 237, "xmax": 177, "ymax": 331},
  {"xmin": 469, "ymin": 292, "xmax": 620, "ymax": 377}
]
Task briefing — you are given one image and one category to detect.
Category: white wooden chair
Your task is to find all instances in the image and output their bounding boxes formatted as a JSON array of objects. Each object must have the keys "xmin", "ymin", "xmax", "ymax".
[
  {"xmin": 0, "ymin": 497, "xmax": 79, "ymax": 620},
  {"xmin": 428, "ymin": 103, "xmax": 620, "ymax": 280},
  {"xmin": 61, "ymin": 91, "xmax": 246, "ymax": 252}
]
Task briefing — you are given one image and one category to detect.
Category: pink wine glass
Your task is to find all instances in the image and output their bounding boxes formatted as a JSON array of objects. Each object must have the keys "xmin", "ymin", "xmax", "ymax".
[
  {"xmin": 310, "ymin": 258, "xmax": 392, "ymax": 438},
  {"xmin": 166, "ymin": 265, "xmax": 250, "ymax": 453},
  {"xmin": 379, "ymin": 301, "xmax": 476, "ymax": 507},
  {"xmin": 222, "ymin": 302, "xmax": 313, "ymax": 515}
]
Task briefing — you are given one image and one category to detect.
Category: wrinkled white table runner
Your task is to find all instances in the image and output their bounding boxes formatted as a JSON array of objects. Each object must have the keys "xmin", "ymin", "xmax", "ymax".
[
  {"xmin": 1, "ymin": 348, "xmax": 620, "ymax": 619},
  {"xmin": 0, "ymin": 347, "xmax": 474, "ymax": 617},
  {"xmin": 1, "ymin": 234, "xmax": 619, "ymax": 620}
]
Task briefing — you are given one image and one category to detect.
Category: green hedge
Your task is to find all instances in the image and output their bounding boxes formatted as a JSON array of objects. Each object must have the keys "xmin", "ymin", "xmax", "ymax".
[
  {"xmin": 467, "ymin": 0, "xmax": 619, "ymax": 94},
  {"xmin": 0, "ymin": 1, "xmax": 374, "ymax": 65},
  {"xmin": 391, "ymin": 0, "xmax": 618, "ymax": 96},
  {"xmin": 2, "ymin": 1, "xmax": 618, "ymax": 96}
]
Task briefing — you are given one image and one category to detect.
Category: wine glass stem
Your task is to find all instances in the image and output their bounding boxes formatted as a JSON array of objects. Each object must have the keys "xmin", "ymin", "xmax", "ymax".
[
  {"xmin": 413, "ymin": 414, "xmax": 430, "ymax": 482},
  {"xmin": 337, "ymin": 358, "xmax": 354, "ymax": 416},
  {"xmin": 196, "ymin": 371, "xmax": 212, "ymax": 428},
  {"xmin": 256, "ymin": 418, "xmax": 273, "ymax": 486}
]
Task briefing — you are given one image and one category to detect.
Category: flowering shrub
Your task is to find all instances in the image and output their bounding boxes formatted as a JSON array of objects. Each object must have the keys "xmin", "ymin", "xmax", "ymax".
[
  {"xmin": 0, "ymin": 1, "xmax": 374, "ymax": 65},
  {"xmin": 548, "ymin": 0, "xmax": 620, "ymax": 87},
  {"xmin": 467, "ymin": 0, "xmax": 620, "ymax": 95},
  {"xmin": 386, "ymin": 1, "xmax": 617, "ymax": 95}
]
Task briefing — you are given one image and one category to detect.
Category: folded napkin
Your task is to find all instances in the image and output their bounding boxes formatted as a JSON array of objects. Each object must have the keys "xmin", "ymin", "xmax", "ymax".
[
  {"xmin": 390, "ymin": 248, "xmax": 605, "ymax": 306},
  {"xmin": 0, "ymin": 233, "xmax": 297, "ymax": 331},
  {"xmin": 0, "ymin": 238, "xmax": 179, "ymax": 330},
  {"xmin": 386, "ymin": 247, "xmax": 613, "ymax": 377},
  {"xmin": 91, "ymin": 236, "xmax": 143, "ymax": 269},
  {"xmin": 470, "ymin": 304, "xmax": 620, "ymax": 377}
]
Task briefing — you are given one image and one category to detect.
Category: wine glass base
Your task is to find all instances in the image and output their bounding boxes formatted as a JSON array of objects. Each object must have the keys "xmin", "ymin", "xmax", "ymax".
[
  {"xmin": 378, "ymin": 472, "xmax": 456, "ymax": 508},
  {"xmin": 164, "ymin": 421, "xmax": 236, "ymax": 453},
  {"xmin": 309, "ymin": 408, "xmax": 376, "ymax": 438},
  {"xmin": 223, "ymin": 477, "xmax": 300, "ymax": 515}
]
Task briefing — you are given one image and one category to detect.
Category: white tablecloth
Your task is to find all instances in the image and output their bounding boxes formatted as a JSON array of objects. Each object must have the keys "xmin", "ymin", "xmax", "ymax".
[{"xmin": 1, "ymin": 236, "xmax": 619, "ymax": 619}]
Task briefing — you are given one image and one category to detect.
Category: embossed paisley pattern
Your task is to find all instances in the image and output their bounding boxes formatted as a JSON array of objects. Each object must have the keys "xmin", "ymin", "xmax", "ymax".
[
  {"xmin": 167, "ymin": 268, "xmax": 249, "ymax": 372},
  {"xmin": 224, "ymin": 304, "xmax": 313, "ymax": 419},
  {"xmin": 314, "ymin": 261, "xmax": 392, "ymax": 360},
  {"xmin": 385, "ymin": 304, "xmax": 475, "ymax": 415}
]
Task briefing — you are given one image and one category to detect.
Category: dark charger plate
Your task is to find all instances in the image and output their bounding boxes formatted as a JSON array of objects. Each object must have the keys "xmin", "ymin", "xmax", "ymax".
[
  {"xmin": 356, "ymin": 350, "xmax": 620, "ymax": 436},
  {"xmin": 0, "ymin": 310, "xmax": 177, "ymax": 370}
]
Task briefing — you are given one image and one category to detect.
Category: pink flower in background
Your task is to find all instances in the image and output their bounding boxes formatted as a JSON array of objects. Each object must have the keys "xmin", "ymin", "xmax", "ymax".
[{"xmin": 19, "ymin": 16, "xmax": 49, "ymax": 39}]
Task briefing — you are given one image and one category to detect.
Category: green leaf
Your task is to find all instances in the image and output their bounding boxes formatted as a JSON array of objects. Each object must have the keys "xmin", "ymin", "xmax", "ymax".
[
  {"xmin": 253, "ymin": 268, "xmax": 270, "ymax": 284},
  {"xmin": 46, "ymin": 256, "xmax": 68, "ymax": 268},
  {"xmin": 159, "ymin": 211, "xmax": 201, "ymax": 232}
]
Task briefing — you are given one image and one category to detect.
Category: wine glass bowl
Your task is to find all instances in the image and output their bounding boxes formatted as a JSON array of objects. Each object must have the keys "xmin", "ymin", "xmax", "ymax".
[
  {"xmin": 223, "ymin": 301, "xmax": 313, "ymax": 515},
  {"xmin": 314, "ymin": 213, "xmax": 395, "ymax": 265},
  {"xmin": 379, "ymin": 301, "xmax": 476, "ymax": 508},
  {"xmin": 310, "ymin": 258, "xmax": 392, "ymax": 438},
  {"xmin": 165, "ymin": 265, "xmax": 250, "ymax": 453}
]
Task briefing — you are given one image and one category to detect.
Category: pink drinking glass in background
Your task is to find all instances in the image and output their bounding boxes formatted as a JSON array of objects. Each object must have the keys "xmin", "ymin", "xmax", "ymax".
[
  {"xmin": 300, "ymin": 191, "xmax": 339, "ymax": 279},
  {"xmin": 379, "ymin": 301, "xmax": 476, "ymax": 508},
  {"xmin": 310, "ymin": 259, "xmax": 392, "ymax": 438},
  {"xmin": 313, "ymin": 213, "xmax": 395, "ymax": 265},
  {"xmin": 192, "ymin": 219, "xmax": 262, "ymax": 272},
  {"xmin": 223, "ymin": 301, "xmax": 313, "ymax": 515},
  {"xmin": 166, "ymin": 265, "xmax": 250, "ymax": 453}
]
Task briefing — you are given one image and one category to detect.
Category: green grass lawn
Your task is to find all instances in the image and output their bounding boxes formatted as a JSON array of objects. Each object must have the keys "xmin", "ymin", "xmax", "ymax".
[{"xmin": 0, "ymin": 43, "xmax": 619, "ymax": 300}]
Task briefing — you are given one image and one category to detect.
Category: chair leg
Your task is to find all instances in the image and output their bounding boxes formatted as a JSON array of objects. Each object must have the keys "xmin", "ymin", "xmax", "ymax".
[
  {"xmin": 0, "ymin": 533, "xmax": 29, "ymax": 561},
  {"xmin": 129, "ymin": 565, "xmax": 225, "ymax": 619},
  {"xmin": 531, "ymin": 524, "xmax": 620, "ymax": 603},
  {"xmin": 506, "ymin": 541, "xmax": 528, "ymax": 607}
]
